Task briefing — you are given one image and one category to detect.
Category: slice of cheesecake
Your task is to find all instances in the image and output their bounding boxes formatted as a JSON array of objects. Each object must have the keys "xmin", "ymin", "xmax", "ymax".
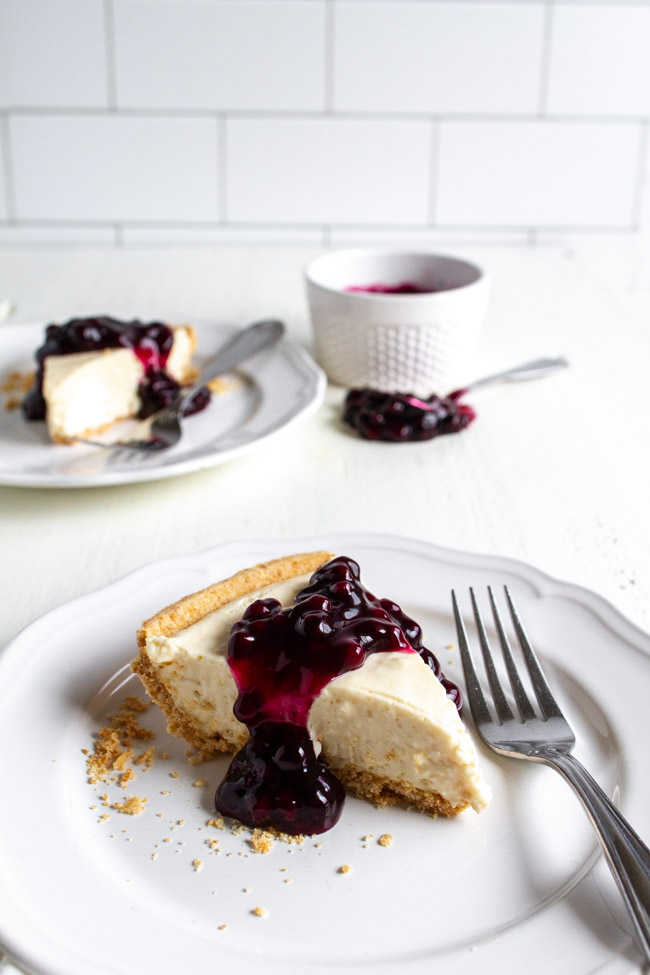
[
  {"xmin": 133, "ymin": 552, "xmax": 490, "ymax": 833},
  {"xmin": 23, "ymin": 317, "xmax": 201, "ymax": 443}
]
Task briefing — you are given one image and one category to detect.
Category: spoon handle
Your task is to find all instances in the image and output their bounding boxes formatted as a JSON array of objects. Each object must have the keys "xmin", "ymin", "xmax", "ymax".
[
  {"xmin": 177, "ymin": 319, "xmax": 285, "ymax": 411},
  {"xmin": 460, "ymin": 356, "xmax": 569, "ymax": 394}
]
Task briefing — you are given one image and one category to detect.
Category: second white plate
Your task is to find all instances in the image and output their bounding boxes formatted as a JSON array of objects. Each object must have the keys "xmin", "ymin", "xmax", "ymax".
[{"xmin": 0, "ymin": 321, "xmax": 326, "ymax": 488}]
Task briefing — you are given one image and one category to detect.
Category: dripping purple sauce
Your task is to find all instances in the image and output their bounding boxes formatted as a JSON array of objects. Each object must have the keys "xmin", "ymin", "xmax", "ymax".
[{"xmin": 215, "ymin": 556, "xmax": 460, "ymax": 835}]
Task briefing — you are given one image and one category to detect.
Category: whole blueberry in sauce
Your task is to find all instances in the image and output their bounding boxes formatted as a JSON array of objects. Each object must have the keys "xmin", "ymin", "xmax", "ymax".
[{"xmin": 215, "ymin": 556, "xmax": 460, "ymax": 835}]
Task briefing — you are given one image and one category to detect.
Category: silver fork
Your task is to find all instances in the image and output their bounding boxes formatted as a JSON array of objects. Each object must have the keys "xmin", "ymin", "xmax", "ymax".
[{"xmin": 452, "ymin": 586, "xmax": 650, "ymax": 965}]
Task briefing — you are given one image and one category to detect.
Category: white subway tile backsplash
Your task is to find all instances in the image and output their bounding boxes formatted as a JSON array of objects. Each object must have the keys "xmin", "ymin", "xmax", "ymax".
[
  {"xmin": 0, "ymin": 0, "xmax": 107, "ymax": 108},
  {"xmin": 114, "ymin": 0, "xmax": 326, "ymax": 111},
  {"xmin": 10, "ymin": 116, "xmax": 220, "ymax": 221},
  {"xmin": 333, "ymin": 2, "xmax": 545, "ymax": 114},
  {"xmin": 0, "ymin": 0, "xmax": 649, "ymax": 242},
  {"xmin": 547, "ymin": 6, "xmax": 650, "ymax": 116},
  {"xmin": 437, "ymin": 121, "xmax": 641, "ymax": 228},
  {"xmin": 226, "ymin": 118, "xmax": 432, "ymax": 225}
]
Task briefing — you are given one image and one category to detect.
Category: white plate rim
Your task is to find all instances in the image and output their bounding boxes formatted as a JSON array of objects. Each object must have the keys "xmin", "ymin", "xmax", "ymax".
[
  {"xmin": 0, "ymin": 321, "xmax": 327, "ymax": 488},
  {"xmin": 0, "ymin": 531, "xmax": 648, "ymax": 975}
]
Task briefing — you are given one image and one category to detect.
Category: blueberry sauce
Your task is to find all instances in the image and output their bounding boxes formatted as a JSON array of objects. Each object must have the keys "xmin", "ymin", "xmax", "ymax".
[
  {"xmin": 346, "ymin": 281, "xmax": 433, "ymax": 294},
  {"xmin": 22, "ymin": 316, "xmax": 210, "ymax": 421},
  {"xmin": 215, "ymin": 556, "xmax": 460, "ymax": 835},
  {"xmin": 343, "ymin": 388, "xmax": 476, "ymax": 442}
]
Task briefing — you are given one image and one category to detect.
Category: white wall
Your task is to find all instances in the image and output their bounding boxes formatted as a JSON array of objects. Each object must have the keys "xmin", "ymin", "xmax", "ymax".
[{"xmin": 0, "ymin": 0, "xmax": 649, "ymax": 246}]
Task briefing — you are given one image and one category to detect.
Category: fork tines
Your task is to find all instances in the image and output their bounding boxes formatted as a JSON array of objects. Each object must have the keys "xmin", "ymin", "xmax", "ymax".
[{"xmin": 452, "ymin": 586, "xmax": 563, "ymax": 726}]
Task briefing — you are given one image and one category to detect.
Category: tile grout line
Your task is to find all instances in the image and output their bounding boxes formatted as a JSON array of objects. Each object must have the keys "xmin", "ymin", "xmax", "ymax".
[
  {"xmin": 0, "ymin": 114, "xmax": 17, "ymax": 223},
  {"xmin": 1, "ymin": 106, "xmax": 648, "ymax": 126},
  {"xmin": 103, "ymin": 0, "xmax": 118, "ymax": 111},
  {"xmin": 537, "ymin": 1, "xmax": 555, "ymax": 117}
]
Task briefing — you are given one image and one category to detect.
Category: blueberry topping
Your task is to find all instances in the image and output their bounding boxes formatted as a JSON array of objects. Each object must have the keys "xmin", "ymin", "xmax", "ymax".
[
  {"xmin": 343, "ymin": 388, "xmax": 476, "ymax": 442},
  {"xmin": 216, "ymin": 723, "xmax": 345, "ymax": 836},
  {"xmin": 215, "ymin": 556, "xmax": 461, "ymax": 835}
]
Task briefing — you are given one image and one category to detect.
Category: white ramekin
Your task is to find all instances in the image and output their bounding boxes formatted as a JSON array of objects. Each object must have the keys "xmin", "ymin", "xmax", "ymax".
[{"xmin": 304, "ymin": 249, "xmax": 490, "ymax": 392}]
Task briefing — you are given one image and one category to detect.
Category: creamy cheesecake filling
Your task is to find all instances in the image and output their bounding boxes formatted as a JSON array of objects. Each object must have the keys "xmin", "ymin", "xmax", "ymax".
[
  {"xmin": 43, "ymin": 348, "xmax": 144, "ymax": 442},
  {"xmin": 145, "ymin": 571, "xmax": 490, "ymax": 817},
  {"xmin": 310, "ymin": 654, "xmax": 489, "ymax": 811}
]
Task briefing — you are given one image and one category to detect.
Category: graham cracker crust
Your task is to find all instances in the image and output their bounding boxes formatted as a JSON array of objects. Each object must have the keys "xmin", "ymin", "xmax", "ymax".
[
  {"xmin": 334, "ymin": 765, "xmax": 467, "ymax": 817},
  {"xmin": 51, "ymin": 409, "xmax": 139, "ymax": 444}
]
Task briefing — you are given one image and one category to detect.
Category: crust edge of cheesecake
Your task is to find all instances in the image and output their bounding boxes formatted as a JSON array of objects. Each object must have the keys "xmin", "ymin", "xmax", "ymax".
[
  {"xmin": 132, "ymin": 549, "xmax": 476, "ymax": 818},
  {"xmin": 49, "ymin": 406, "xmax": 140, "ymax": 445},
  {"xmin": 334, "ymin": 765, "xmax": 466, "ymax": 817}
]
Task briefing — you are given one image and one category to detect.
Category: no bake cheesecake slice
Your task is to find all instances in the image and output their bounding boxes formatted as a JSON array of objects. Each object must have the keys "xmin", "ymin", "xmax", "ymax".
[
  {"xmin": 133, "ymin": 552, "xmax": 490, "ymax": 834},
  {"xmin": 22, "ymin": 316, "xmax": 203, "ymax": 443}
]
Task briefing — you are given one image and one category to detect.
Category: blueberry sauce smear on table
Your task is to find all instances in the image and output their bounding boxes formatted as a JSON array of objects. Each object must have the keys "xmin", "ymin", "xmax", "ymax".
[
  {"xmin": 343, "ymin": 388, "xmax": 476, "ymax": 442},
  {"xmin": 215, "ymin": 556, "xmax": 460, "ymax": 835},
  {"xmin": 22, "ymin": 316, "xmax": 210, "ymax": 421}
]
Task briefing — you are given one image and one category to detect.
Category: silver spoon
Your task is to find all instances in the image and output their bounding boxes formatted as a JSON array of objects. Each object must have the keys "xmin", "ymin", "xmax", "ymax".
[
  {"xmin": 73, "ymin": 318, "xmax": 285, "ymax": 452},
  {"xmin": 451, "ymin": 356, "xmax": 569, "ymax": 398},
  {"xmin": 343, "ymin": 356, "xmax": 570, "ymax": 441}
]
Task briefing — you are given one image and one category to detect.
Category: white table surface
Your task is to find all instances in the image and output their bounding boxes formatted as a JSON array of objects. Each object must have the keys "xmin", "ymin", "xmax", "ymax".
[
  {"xmin": 0, "ymin": 240, "xmax": 649, "ymax": 973},
  {"xmin": 1, "ymin": 241, "xmax": 649, "ymax": 649}
]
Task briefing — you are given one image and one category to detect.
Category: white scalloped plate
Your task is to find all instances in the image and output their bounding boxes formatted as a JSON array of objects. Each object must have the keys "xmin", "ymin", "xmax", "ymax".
[
  {"xmin": 0, "ymin": 322, "xmax": 326, "ymax": 487},
  {"xmin": 0, "ymin": 533, "xmax": 648, "ymax": 975}
]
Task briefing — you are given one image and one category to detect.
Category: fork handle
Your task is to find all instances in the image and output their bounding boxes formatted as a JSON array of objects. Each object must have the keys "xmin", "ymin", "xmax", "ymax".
[{"xmin": 543, "ymin": 748, "xmax": 650, "ymax": 964}]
